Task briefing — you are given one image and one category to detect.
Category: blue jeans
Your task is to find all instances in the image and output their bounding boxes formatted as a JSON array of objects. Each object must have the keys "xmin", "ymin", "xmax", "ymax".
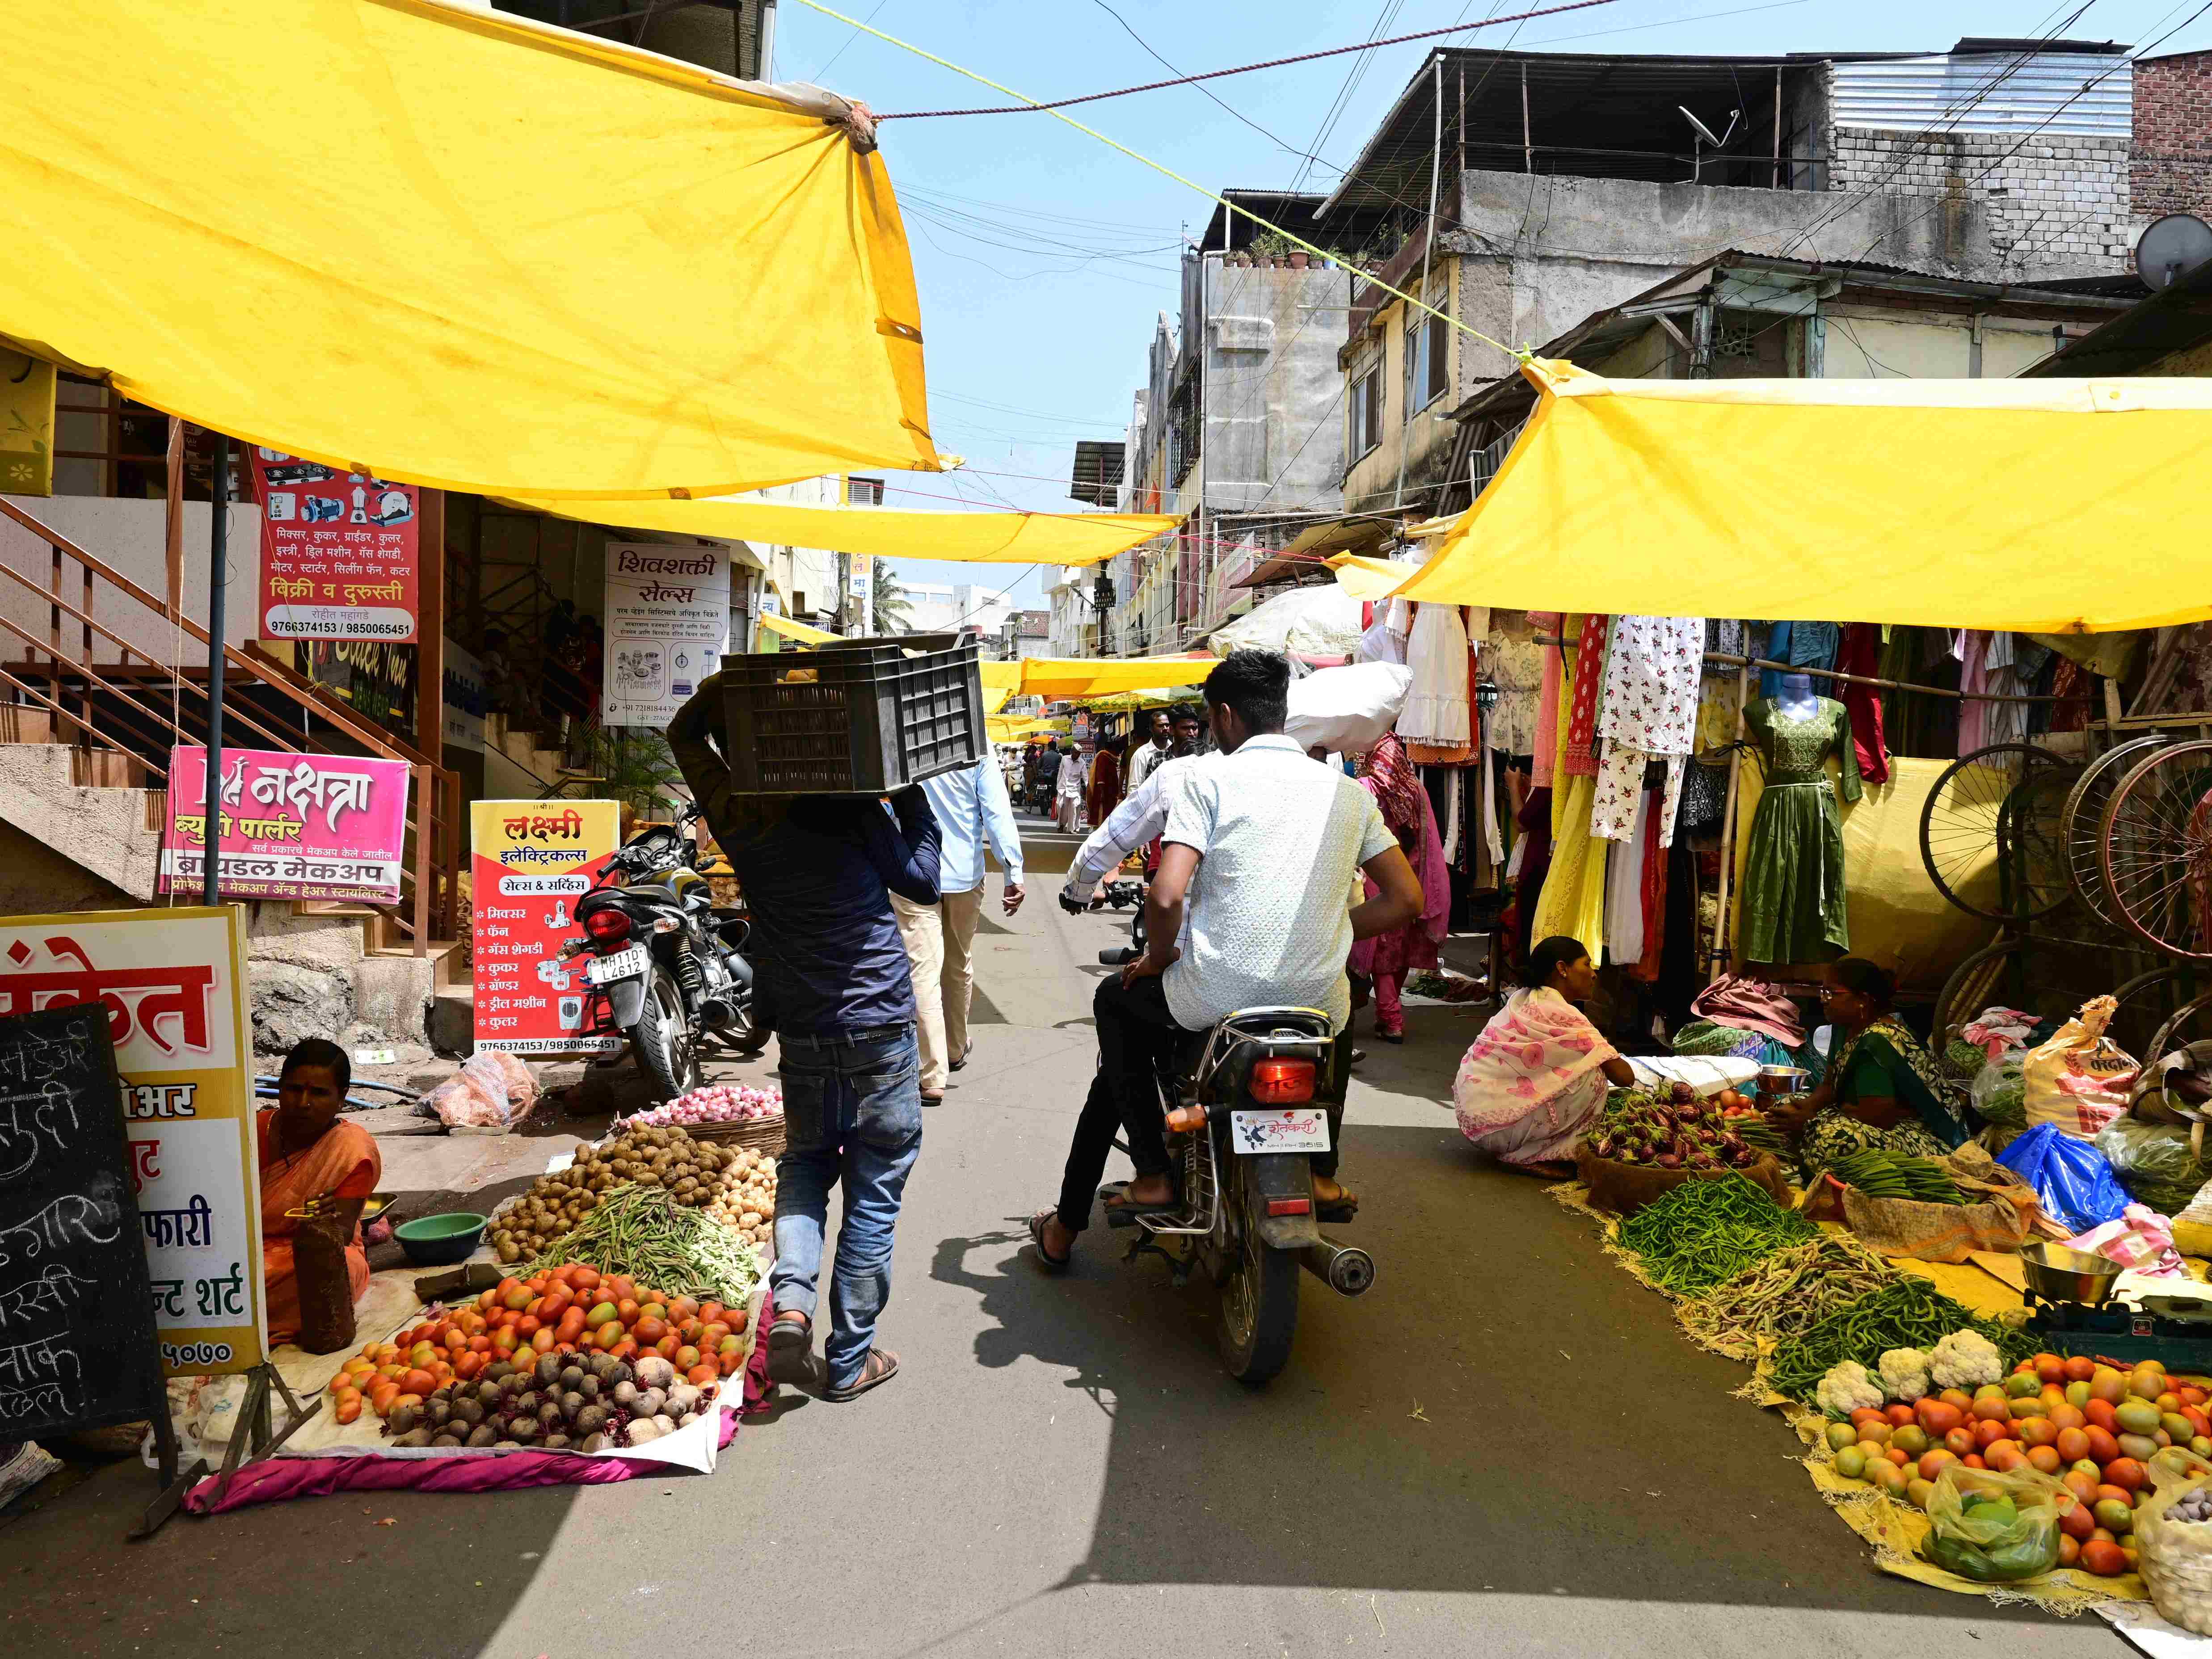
[{"xmin": 771, "ymin": 1023, "xmax": 923, "ymax": 1389}]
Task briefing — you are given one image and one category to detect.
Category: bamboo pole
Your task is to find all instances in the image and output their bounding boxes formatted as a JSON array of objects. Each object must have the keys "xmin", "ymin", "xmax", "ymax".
[{"xmin": 1709, "ymin": 663, "xmax": 1749, "ymax": 982}]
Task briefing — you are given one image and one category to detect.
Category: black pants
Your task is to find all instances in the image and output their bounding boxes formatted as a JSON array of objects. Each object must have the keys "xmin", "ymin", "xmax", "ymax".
[{"xmin": 1055, "ymin": 973, "xmax": 1190, "ymax": 1232}]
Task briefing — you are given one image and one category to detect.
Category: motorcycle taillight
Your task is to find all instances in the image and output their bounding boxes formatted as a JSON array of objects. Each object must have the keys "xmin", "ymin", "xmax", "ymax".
[
  {"xmin": 583, "ymin": 909, "xmax": 633, "ymax": 943},
  {"xmin": 1249, "ymin": 1058, "xmax": 1315, "ymax": 1104}
]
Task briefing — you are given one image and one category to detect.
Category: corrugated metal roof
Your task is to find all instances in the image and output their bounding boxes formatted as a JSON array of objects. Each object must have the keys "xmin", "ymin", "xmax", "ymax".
[
  {"xmin": 1068, "ymin": 440, "xmax": 1126, "ymax": 507},
  {"xmin": 1830, "ymin": 51, "xmax": 2132, "ymax": 138}
]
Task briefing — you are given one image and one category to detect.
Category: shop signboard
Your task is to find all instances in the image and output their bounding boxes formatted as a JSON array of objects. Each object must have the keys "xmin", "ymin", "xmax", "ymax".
[
  {"xmin": 470, "ymin": 800, "xmax": 623, "ymax": 1057},
  {"xmin": 159, "ymin": 746, "xmax": 411, "ymax": 905},
  {"xmin": 602, "ymin": 542, "xmax": 731, "ymax": 728},
  {"xmin": 0, "ymin": 906, "xmax": 262, "ymax": 1378},
  {"xmin": 250, "ymin": 447, "xmax": 419, "ymax": 643},
  {"xmin": 303, "ymin": 637, "xmax": 416, "ymax": 733}
]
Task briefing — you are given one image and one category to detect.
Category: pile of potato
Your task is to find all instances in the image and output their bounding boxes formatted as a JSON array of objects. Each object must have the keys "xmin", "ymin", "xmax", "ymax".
[
  {"xmin": 703, "ymin": 1147, "xmax": 777, "ymax": 1251},
  {"xmin": 489, "ymin": 1124, "xmax": 744, "ymax": 1265}
]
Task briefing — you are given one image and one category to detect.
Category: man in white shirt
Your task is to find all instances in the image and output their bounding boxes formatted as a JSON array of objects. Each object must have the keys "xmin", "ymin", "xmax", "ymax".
[
  {"xmin": 1123, "ymin": 709, "xmax": 1172, "ymax": 797},
  {"xmin": 1028, "ymin": 650, "xmax": 1422, "ymax": 1270},
  {"xmin": 894, "ymin": 754, "xmax": 1025, "ymax": 1105},
  {"xmin": 1054, "ymin": 742, "xmax": 1086, "ymax": 833}
]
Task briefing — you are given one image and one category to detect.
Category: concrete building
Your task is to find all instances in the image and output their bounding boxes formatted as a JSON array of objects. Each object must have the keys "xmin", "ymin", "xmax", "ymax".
[
  {"xmin": 1319, "ymin": 39, "xmax": 2208, "ymax": 522},
  {"xmin": 1076, "ymin": 192, "xmax": 1390, "ymax": 656}
]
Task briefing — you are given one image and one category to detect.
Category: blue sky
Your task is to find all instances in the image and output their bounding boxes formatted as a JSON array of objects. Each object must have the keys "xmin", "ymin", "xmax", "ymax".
[{"xmin": 773, "ymin": 0, "xmax": 2210, "ymax": 614}]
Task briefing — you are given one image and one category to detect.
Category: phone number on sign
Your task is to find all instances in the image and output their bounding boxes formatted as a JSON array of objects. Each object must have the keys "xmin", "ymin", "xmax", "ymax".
[{"xmin": 262, "ymin": 618, "xmax": 415, "ymax": 638}]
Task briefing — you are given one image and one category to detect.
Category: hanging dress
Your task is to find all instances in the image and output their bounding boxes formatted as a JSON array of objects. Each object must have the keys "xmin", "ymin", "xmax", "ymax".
[
  {"xmin": 1399, "ymin": 601, "xmax": 1473, "ymax": 751},
  {"xmin": 1737, "ymin": 696, "xmax": 1862, "ymax": 966}
]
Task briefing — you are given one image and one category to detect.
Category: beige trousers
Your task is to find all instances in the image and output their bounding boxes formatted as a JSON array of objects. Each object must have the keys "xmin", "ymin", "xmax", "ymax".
[{"xmin": 892, "ymin": 885, "xmax": 985, "ymax": 1095}]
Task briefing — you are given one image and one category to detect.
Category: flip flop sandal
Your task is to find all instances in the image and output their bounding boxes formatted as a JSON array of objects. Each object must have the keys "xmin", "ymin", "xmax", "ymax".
[
  {"xmin": 823, "ymin": 1348, "xmax": 899, "ymax": 1402},
  {"xmin": 1103, "ymin": 1186, "xmax": 1182, "ymax": 1229},
  {"xmin": 1317, "ymin": 1195, "xmax": 1360, "ymax": 1224},
  {"xmin": 766, "ymin": 1317, "xmax": 821, "ymax": 1387},
  {"xmin": 1028, "ymin": 1209, "xmax": 1072, "ymax": 1273}
]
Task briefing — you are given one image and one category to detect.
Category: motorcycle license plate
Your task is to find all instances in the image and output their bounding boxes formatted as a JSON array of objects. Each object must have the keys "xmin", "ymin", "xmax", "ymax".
[
  {"xmin": 1229, "ymin": 1108, "xmax": 1331, "ymax": 1154},
  {"xmin": 585, "ymin": 945, "xmax": 650, "ymax": 985}
]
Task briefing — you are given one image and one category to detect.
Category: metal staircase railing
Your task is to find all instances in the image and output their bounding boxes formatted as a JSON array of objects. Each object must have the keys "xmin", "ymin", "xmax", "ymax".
[{"xmin": 0, "ymin": 496, "xmax": 459, "ymax": 951}]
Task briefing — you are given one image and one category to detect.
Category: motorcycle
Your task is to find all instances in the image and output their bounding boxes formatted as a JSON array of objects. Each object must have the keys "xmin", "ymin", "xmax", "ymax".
[
  {"xmin": 559, "ymin": 807, "xmax": 756, "ymax": 1102},
  {"xmin": 1063, "ymin": 893, "xmax": 1374, "ymax": 1384}
]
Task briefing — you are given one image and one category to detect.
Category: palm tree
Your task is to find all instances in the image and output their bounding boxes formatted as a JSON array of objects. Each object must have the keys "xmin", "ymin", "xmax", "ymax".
[{"xmin": 871, "ymin": 566, "xmax": 916, "ymax": 632}]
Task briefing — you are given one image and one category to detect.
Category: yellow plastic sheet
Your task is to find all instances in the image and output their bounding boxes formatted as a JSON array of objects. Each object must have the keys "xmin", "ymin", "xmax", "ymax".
[
  {"xmin": 1327, "ymin": 554, "xmax": 1415, "ymax": 602},
  {"xmin": 755, "ymin": 611, "xmax": 842, "ymax": 646},
  {"xmin": 1395, "ymin": 359, "xmax": 2212, "ymax": 631},
  {"xmin": 1, "ymin": 0, "xmax": 938, "ymax": 497},
  {"xmin": 1730, "ymin": 755, "xmax": 1990, "ymax": 990},
  {"xmin": 1019, "ymin": 657, "xmax": 1217, "ymax": 698},
  {"xmin": 510, "ymin": 496, "xmax": 1179, "ymax": 565}
]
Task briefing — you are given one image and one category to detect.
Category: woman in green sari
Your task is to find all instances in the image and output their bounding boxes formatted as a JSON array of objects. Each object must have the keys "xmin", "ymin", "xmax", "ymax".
[{"xmin": 1765, "ymin": 959, "xmax": 1966, "ymax": 1179}]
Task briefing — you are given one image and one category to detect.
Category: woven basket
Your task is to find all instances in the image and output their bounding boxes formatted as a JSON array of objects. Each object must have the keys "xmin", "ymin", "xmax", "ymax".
[{"xmin": 691, "ymin": 1115, "xmax": 786, "ymax": 1155}]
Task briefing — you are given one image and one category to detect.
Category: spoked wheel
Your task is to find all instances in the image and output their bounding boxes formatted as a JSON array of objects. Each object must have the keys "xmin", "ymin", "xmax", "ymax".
[
  {"xmin": 2064, "ymin": 734, "xmax": 2170, "ymax": 927},
  {"xmin": 2100, "ymin": 739, "xmax": 2212, "ymax": 961},
  {"xmin": 1920, "ymin": 745, "xmax": 2077, "ymax": 922},
  {"xmin": 1215, "ymin": 1165, "xmax": 1298, "ymax": 1386},
  {"xmin": 1932, "ymin": 934, "xmax": 2161, "ymax": 1050},
  {"xmin": 2110, "ymin": 964, "xmax": 2212, "ymax": 1062},
  {"xmin": 2143, "ymin": 989, "xmax": 2212, "ymax": 1070}
]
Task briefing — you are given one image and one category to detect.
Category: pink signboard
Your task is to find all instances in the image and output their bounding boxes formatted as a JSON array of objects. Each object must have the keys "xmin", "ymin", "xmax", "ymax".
[{"xmin": 160, "ymin": 747, "xmax": 412, "ymax": 904}]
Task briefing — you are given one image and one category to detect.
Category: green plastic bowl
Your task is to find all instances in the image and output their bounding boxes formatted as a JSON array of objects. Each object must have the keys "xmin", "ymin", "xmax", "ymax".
[{"xmin": 392, "ymin": 1211, "xmax": 488, "ymax": 1265}]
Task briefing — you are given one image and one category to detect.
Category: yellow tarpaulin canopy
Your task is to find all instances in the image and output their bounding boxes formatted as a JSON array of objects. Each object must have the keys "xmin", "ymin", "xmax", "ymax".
[
  {"xmin": 510, "ymin": 495, "xmax": 1179, "ymax": 565},
  {"xmin": 1328, "ymin": 554, "xmax": 1416, "ymax": 602},
  {"xmin": 1, "ymin": 0, "xmax": 938, "ymax": 497},
  {"xmin": 1019, "ymin": 656, "xmax": 1216, "ymax": 698},
  {"xmin": 1395, "ymin": 360, "xmax": 2212, "ymax": 632},
  {"xmin": 988, "ymin": 715, "xmax": 1068, "ymax": 742},
  {"xmin": 755, "ymin": 611, "xmax": 842, "ymax": 646}
]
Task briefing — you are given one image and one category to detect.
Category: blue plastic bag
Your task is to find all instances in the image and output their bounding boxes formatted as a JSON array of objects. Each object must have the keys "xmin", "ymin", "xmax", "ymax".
[{"xmin": 1996, "ymin": 1122, "xmax": 2130, "ymax": 1234}]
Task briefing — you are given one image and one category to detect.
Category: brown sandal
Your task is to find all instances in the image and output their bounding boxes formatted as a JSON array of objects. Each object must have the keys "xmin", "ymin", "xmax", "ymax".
[
  {"xmin": 823, "ymin": 1347, "xmax": 899, "ymax": 1402},
  {"xmin": 1028, "ymin": 1209, "xmax": 1071, "ymax": 1273}
]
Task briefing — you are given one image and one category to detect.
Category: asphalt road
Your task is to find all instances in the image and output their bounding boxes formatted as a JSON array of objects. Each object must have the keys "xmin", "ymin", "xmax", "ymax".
[{"xmin": 3, "ymin": 821, "xmax": 2130, "ymax": 1658}]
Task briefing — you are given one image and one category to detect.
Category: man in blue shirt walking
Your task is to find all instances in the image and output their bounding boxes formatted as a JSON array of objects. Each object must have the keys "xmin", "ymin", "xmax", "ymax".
[
  {"xmin": 894, "ymin": 754, "xmax": 1025, "ymax": 1104},
  {"xmin": 668, "ymin": 680, "xmax": 940, "ymax": 1402}
]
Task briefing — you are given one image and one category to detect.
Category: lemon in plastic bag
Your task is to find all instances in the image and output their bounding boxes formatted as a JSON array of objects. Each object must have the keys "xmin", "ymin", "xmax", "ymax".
[{"xmin": 1923, "ymin": 1464, "xmax": 2065, "ymax": 1583}]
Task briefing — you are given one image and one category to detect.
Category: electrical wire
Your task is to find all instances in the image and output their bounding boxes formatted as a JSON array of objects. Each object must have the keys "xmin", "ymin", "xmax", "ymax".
[
  {"xmin": 871, "ymin": 0, "xmax": 1618, "ymax": 121},
  {"xmin": 787, "ymin": 0, "xmax": 1521, "ymax": 366}
]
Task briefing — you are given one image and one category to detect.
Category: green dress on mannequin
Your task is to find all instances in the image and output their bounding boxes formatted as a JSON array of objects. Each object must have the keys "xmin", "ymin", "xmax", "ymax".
[{"xmin": 1739, "ymin": 690, "xmax": 1862, "ymax": 965}]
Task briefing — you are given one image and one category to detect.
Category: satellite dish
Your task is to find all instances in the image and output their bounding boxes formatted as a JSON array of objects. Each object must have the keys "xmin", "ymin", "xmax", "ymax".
[
  {"xmin": 1679, "ymin": 106, "xmax": 1727, "ymax": 149},
  {"xmin": 2136, "ymin": 214, "xmax": 2212, "ymax": 291}
]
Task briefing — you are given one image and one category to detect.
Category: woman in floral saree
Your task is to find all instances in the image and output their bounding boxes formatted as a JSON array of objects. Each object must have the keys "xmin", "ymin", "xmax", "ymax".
[{"xmin": 1454, "ymin": 937, "xmax": 1635, "ymax": 1177}]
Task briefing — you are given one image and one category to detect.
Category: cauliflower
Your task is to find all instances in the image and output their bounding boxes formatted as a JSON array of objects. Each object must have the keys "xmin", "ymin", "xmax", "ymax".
[
  {"xmin": 1930, "ymin": 1328, "xmax": 2002, "ymax": 1390},
  {"xmin": 1878, "ymin": 1347, "xmax": 1932, "ymax": 1403},
  {"xmin": 1815, "ymin": 1360, "xmax": 1883, "ymax": 1419}
]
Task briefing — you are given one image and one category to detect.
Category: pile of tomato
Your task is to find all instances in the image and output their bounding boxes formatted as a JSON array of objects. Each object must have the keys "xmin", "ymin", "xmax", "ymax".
[{"xmin": 326, "ymin": 1263, "xmax": 750, "ymax": 1426}]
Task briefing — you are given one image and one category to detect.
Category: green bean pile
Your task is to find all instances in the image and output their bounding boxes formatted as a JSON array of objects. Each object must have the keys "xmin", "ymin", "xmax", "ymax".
[
  {"xmin": 1615, "ymin": 1173, "xmax": 1821, "ymax": 1298},
  {"xmin": 1677, "ymin": 1234, "xmax": 1899, "ymax": 1359},
  {"xmin": 1767, "ymin": 1275, "xmax": 2039, "ymax": 1402},
  {"xmin": 527, "ymin": 1183, "xmax": 761, "ymax": 1303}
]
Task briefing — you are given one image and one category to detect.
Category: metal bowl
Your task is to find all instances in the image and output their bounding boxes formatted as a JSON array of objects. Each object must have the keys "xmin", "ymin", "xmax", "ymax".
[
  {"xmin": 1756, "ymin": 1065, "xmax": 1812, "ymax": 1098},
  {"xmin": 2020, "ymin": 1240, "xmax": 2125, "ymax": 1309}
]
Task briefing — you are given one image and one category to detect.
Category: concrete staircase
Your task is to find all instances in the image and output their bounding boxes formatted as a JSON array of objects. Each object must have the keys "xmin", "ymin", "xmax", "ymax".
[{"xmin": 0, "ymin": 739, "xmax": 464, "ymax": 1054}]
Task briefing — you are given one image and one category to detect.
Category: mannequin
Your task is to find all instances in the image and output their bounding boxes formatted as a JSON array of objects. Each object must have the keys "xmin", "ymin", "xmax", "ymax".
[
  {"xmin": 1737, "ymin": 676, "xmax": 1863, "ymax": 967},
  {"xmin": 1773, "ymin": 670, "xmax": 1820, "ymax": 721}
]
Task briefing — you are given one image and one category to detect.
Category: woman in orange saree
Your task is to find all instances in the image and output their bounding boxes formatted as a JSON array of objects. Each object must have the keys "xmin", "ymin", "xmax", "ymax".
[{"xmin": 257, "ymin": 1039, "xmax": 380, "ymax": 1345}]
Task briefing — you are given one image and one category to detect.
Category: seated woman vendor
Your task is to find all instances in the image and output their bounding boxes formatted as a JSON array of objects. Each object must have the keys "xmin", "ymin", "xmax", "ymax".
[
  {"xmin": 259, "ymin": 1038, "xmax": 380, "ymax": 1345},
  {"xmin": 1764, "ymin": 958, "xmax": 1966, "ymax": 1178},
  {"xmin": 1453, "ymin": 936, "xmax": 1636, "ymax": 1178}
]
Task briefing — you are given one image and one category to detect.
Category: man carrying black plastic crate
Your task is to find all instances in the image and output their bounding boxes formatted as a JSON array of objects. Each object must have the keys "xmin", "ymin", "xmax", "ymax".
[{"xmin": 667, "ymin": 678, "xmax": 940, "ymax": 1403}]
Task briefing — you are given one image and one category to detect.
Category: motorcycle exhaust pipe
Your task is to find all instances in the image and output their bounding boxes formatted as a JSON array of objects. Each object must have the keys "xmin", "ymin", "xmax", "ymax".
[{"xmin": 1298, "ymin": 1234, "xmax": 1375, "ymax": 1297}]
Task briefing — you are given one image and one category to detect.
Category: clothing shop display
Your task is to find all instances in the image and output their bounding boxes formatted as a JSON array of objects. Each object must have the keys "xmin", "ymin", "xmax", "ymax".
[
  {"xmin": 1535, "ymin": 617, "xmax": 1608, "ymax": 957},
  {"xmin": 1513, "ymin": 787, "xmax": 1553, "ymax": 967},
  {"xmin": 1696, "ymin": 619, "xmax": 1748, "ymax": 753},
  {"xmin": 1955, "ymin": 631, "xmax": 2026, "ymax": 753},
  {"xmin": 1409, "ymin": 633, "xmax": 1479, "ymax": 764},
  {"xmin": 1590, "ymin": 614, "xmax": 1701, "ymax": 846},
  {"xmin": 1531, "ymin": 633, "xmax": 1564, "ymax": 788},
  {"xmin": 1690, "ymin": 974, "xmax": 1806, "ymax": 1047},
  {"xmin": 1836, "ymin": 623, "xmax": 1889, "ymax": 786},
  {"xmin": 1399, "ymin": 600, "xmax": 1473, "ymax": 750},
  {"xmin": 1737, "ymin": 695, "xmax": 1862, "ymax": 966},
  {"xmin": 1604, "ymin": 789, "xmax": 1651, "ymax": 966},
  {"xmin": 1483, "ymin": 612, "xmax": 1547, "ymax": 757},
  {"xmin": 1560, "ymin": 613, "xmax": 1609, "ymax": 778}
]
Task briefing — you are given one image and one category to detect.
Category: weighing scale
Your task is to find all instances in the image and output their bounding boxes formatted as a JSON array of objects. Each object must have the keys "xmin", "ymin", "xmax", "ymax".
[{"xmin": 2021, "ymin": 1240, "xmax": 2212, "ymax": 1372}]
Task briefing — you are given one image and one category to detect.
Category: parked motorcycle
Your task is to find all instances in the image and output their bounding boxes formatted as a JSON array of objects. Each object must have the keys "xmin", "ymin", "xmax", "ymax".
[{"xmin": 559, "ymin": 807, "xmax": 755, "ymax": 1102}]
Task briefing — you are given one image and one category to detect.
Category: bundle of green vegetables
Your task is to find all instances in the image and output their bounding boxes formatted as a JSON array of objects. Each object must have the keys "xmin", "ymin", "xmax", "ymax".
[
  {"xmin": 527, "ymin": 1183, "xmax": 760, "ymax": 1304},
  {"xmin": 1615, "ymin": 1172, "xmax": 1820, "ymax": 1298},
  {"xmin": 1826, "ymin": 1148, "xmax": 1965, "ymax": 1205},
  {"xmin": 1676, "ymin": 1233, "xmax": 1899, "ymax": 1360},
  {"xmin": 1766, "ymin": 1274, "xmax": 2038, "ymax": 1402}
]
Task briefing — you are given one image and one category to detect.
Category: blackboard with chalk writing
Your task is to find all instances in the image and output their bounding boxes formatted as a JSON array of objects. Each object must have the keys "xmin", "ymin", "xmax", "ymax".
[{"xmin": 0, "ymin": 1003, "xmax": 163, "ymax": 1441}]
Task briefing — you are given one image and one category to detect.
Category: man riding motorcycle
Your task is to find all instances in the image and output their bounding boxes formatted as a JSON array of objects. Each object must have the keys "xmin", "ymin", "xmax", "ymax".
[{"xmin": 1029, "ymin": 649, "xmax": 1423, "ymax": 1271}]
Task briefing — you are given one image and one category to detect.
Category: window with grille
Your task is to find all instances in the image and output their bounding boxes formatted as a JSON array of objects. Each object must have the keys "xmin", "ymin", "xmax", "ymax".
[{"xmin": 1348, "ymin": 366, "xmax": 1382, "ymax": 461}]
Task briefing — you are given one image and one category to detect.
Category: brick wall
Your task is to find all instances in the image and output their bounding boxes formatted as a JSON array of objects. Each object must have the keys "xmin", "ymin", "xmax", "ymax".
[
  {"xmin": 2134, "ymin": 51, "xmax": 2212, "ymax": 221},
  {"xmin": 1828, "ymin": 128, "xmax": 2132, "ymax": 273}
]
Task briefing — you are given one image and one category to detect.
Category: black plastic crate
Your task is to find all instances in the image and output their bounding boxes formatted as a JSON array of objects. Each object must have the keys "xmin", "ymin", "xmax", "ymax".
[{"xmin": 719, "ymin": 637, "xmax": 986, "ymax": 795}]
